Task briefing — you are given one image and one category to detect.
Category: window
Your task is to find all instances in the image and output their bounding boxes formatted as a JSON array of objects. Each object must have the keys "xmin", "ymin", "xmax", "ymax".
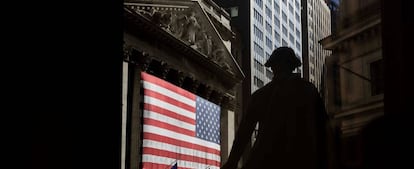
[
  {"xmin": 289, "ymin": 33, "xmax": 294, "ymax": 43},
  {"xmin": 282, "ymin": 12, "xmax": 287, "ymax": 23},
  {"xmin": 254, "ymin": 9, "xmax": 258, "ymax": 22},
  {"xmin": 274, "ymin": 31, "xmax": 280, "ymax": 43},
  {"xmin": 274, "ymin": 17, "xmax": 280, "ymax": 28},
  {"xmin": 254, "ymin": 42, "xmax": 259, "ymax": 55},
  {"xmin": 282, "ymin": 25, "xmax": 288, "ymax": 36},
  {"xmin": 265, "ymin": 21, "xmax": 272, "ymax": 33},
  {"xmin": 282, "ymin": 0, "xmax": 286, "ymax": 5},
  {"xmin": 254, "ymin": 59, "xmax": 264, "ymax": 73},
  {"xmin": 265, "ymin": 6, "xmax": 272, "ymax": 18},
  {"xmin": 296, "ymin": 28, "xmax": 300, "ymax": 39},
  {"xmin": 254, "ymin": 25, "xmax": 263, "ymax": 41},
  {"xmin": 296, "ymin": 41, "xmax": 301, "ymax": 51},
  {"xmin": 282, "ymin": 39, "xmax": 288, "ymax": 46},
  {"xmin": 266, "ymin": 37, "xmax": 272, "ymax": 48},
  {"xmin": 255, "ymin": 0, "xmax": 263, "ymax": 8},
  {"xmin": 274, "ymin": 2, "xmax": 280, "ymax": 14},
  {"xmin": 254, "ymin": 76, "xmax": 264, "ymax": 88},
  {"xmin": 254, "ymin": 25, "xmax": 257, "ymax": 36},
  {"xmin": 254, "ymin": 42, "xmax": 258, "ymax": 53},
  {"xmin": 370, "ymin": 59, "xmax": 384, "ymax": 95},
  {"xmin": 295, "ymin": 12, "xmax": 300, "ymax": 22},
  {"xmin": 295, "ymin": 0, "xmax": 299, "ymax": 10},
  {"xmin": 289, "ymin": 20, "xmax": 294, "ymax": 30},
  {"xmin": 266, "ymin": 52, "xmax": 270, "ymax": 60},
  {"xmin": 289, "ymin": 4, "xmax": 293, "ymax": 14},
  {"xmin": 254, "ymin": 42, "xmax": 264, "ymax": 57},
  {"xmin": 254, "ymin": 9, "xmax": 263, "ymax": 24},
  {"xmin": 266, "ymin": 69, "xmax": 274, "ymax": 79}
]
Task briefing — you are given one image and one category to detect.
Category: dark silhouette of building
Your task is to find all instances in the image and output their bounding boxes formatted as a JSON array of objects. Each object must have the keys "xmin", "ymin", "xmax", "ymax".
[{"xmin": 320, "ymin": 0, "xmax": 384, "ymax": 169}]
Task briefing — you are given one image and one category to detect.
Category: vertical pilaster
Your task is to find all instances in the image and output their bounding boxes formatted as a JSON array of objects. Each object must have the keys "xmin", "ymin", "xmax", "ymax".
[
  {"xmin": 121, "ymin": 62, "xmax": 129, "ymax": 169},
  {"xmin": 128, "ymin": 65, "xmax": 142, "ymax": 169}
]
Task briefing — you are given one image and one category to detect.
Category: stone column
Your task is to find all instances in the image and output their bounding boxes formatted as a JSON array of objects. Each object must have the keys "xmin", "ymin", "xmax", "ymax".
[
  {"xmin": 121, "ymin": 61, "xmax": 129, "ymax": 169},
  {"xmin": 128, "ymin": 64, "xmax": 143, "ymax": 169},
  {"xmin": 220, "ymin": 97, "xmax": 236, "ymax": 165},
  {"xmin": 226, "ymin": 109, "xmax": 235, "ymax": 157}
]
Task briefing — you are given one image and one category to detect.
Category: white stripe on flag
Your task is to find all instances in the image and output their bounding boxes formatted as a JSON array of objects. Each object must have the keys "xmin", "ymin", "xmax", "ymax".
[
  {"xmin": 143, "ymin": 96, "xmax": 195, "ymax": 119},
  {"xmin": 143, "ymin": 125, "xmax": 221, "ymax": 150},
  {"xmin": 142, "ymin": 140, "xmax": 221, "ymax": 162},
  {"xmin": 142, "ymin": 155, "xmax": 220, "ymax": 169},
  {"xmin": 143, "ymin": 110, "xmax": 195, "ymax": 131},
  {"xmin": 142, "ymin": 81, "xmax": 196, "ymax": 107}
]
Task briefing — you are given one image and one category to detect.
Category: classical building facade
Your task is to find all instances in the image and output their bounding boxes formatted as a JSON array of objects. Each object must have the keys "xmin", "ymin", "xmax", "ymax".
[
  {"xmin": 122, "ymin": 0, "xmax": 244, "ymax": 168},
  {"xmin": 320, "ymin": 0, "xmax": 383, "ymax": 168}
]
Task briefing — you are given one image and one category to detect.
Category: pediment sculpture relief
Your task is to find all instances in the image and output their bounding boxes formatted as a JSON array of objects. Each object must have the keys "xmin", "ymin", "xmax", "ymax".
[{"xmin": 128, "ymin": 4, "xmax": 231, "ymax": 72}]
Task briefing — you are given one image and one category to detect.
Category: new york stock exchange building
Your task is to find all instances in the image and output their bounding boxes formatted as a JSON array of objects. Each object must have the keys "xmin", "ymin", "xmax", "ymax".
[{"xmin": 122, "ymin": 0, "xmax": 245, "ymax": 169}]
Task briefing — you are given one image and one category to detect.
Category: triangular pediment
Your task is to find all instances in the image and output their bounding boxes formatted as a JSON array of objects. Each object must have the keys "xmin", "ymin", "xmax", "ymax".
[{"xmin": 124, "ymin": 0, "xmax": 244, "ymax": 80}]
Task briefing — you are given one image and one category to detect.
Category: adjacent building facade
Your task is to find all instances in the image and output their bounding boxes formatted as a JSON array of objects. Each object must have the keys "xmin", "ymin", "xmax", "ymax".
[
  {"xmin": 220, "ymin": 0, "xmax": 304, "ymax": 93},
  {"xmin": 320, "ymin": 0, "xmax": 383, "ymax": 168},
  {"xmin": 301, "ymin": 0, "xmax": 331, "ymax": 91},
  {"xmin": 249, "ymin": 0, "xmax": 303, "ymax": 93},
  {"xmin": 326, "ymin": 0, "xmax": 340, "ymax": 34},
  {"xmin": 212, "ymin": 0, "xmax": 303, "ymax": 166}
]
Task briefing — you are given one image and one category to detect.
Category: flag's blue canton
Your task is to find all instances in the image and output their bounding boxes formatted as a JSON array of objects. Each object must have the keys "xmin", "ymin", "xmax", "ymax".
[{"xmin": 195, "ymin": 96, "xmax": 221, "ymax": 144}]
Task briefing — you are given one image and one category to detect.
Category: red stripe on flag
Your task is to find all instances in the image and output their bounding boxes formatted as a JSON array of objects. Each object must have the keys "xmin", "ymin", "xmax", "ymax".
[
  {"xmin": 143, "ymin": 147, "xmax": 220, "ymax": 167},
  {"xmin": 141, "ymin": 72, "xmax": 196, "ymax": 100},
  {"xmin": 143, "ymin": 118, "xmax": 195, "ymax": 137},
  {"xmin": 142, "ymin": 162, "xmax": 191, "ymax": 169},
  {"xmin": 144, "ymin": 104, "xmax": 195, "ymax": 125},
  {"xmin": 144, "ymin": 89, "xmax": 195, "ymax": 113},
  {"xmin": 143, "ymin": 133, "xmax": 220, "ymax": 155}
]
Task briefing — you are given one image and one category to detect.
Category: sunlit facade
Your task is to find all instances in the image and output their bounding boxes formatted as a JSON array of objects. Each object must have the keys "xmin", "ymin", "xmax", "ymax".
[
  {"xmin": 305, "ymin": 0, "xmax": 331, "ymax": 91},
  {"xmin": 250, "ymin": 0, "xmax": 302, "ymax": 92}
]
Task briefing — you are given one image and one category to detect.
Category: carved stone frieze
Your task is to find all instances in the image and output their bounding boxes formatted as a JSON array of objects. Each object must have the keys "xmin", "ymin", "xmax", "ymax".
[{"xmin": 125, "ymin": 2, "xmax": 238, "ymax": 75}]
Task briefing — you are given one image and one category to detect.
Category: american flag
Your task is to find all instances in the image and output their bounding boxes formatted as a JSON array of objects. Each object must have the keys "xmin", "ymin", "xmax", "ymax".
[{"xmin": 141, "ymin": 72, "xmax": 221, "ymax": 169}]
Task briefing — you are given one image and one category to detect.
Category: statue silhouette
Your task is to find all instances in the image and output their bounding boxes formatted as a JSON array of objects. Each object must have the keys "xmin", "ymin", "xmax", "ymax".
[{"xmin": 222, "ymin": 47, "xmax": 332, "ymax": 169}]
